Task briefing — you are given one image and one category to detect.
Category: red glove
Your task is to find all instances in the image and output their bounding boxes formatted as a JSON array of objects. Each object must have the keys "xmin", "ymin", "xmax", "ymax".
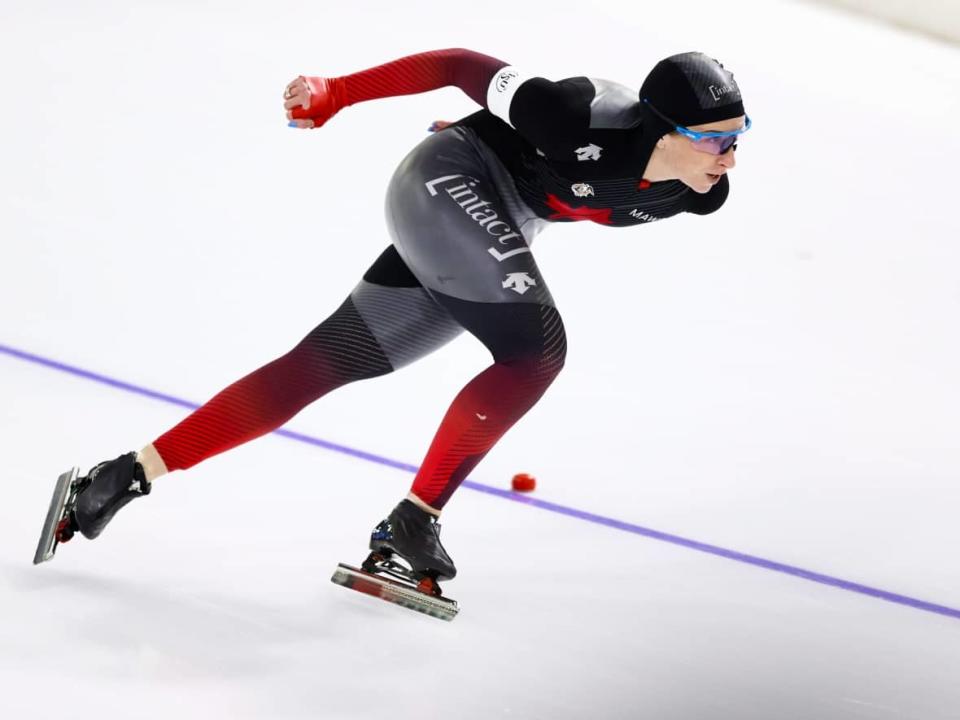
[{"xmin": 285, "ymin": 76, "xmax": 349, "ymax": 129}]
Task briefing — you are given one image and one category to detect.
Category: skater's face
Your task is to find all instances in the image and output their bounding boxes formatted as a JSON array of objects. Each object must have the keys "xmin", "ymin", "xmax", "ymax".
[{"xmin": 656, "ymin": 116, "xmax": 743, "ymax": 194}]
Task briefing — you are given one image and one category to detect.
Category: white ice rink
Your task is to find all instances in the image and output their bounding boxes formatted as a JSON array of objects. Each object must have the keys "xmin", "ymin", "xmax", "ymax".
[{"xmin": 2, "ymin": 1, "xmax": 960, "ymax": 718}]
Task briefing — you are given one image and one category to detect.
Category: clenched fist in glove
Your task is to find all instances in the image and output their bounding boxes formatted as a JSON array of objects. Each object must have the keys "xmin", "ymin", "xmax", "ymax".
[{"xmin": 283, "ymin": 76, "xmax": 350, "ymax": 129}]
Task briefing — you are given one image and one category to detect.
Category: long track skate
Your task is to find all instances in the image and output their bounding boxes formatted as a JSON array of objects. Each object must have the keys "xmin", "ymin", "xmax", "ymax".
[
  {"xmin": 34, "ymin": 467, "xmax": 82, "ymax": 564},
  {"xmin": 331, "ymin": 551, "xmax": 459, "ymax": 622}
]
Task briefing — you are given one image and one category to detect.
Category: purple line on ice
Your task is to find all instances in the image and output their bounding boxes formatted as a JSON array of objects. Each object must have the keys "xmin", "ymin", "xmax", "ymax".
[
  {"xmin": 4, "ymin": 340, "xmax": 959, "ymax": 622},
  {"xmin": 463, "ymin": 483, "xmax": 960, "ymax": 620}
]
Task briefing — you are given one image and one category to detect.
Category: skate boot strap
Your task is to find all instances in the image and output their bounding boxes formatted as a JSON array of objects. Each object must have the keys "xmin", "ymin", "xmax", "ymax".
[{"xmin": 131, "ymin": 461, "xmax": 152, "ymax": 495}]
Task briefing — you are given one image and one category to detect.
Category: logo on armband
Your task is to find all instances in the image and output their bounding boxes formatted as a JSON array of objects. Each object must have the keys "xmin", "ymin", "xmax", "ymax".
[
  {"xmin": 495, "ymin": 69, "xmax": 519, "ymax": 93},
  {"xmin": 571, "ymin": 183, "xmax": 595, "ymax": 198}
]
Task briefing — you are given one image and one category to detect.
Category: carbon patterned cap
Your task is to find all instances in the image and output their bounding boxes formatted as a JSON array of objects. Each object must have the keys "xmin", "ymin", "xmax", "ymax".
[{"xmin": 639, "ymin": 52, "xmax": 745, "ymax": 128}]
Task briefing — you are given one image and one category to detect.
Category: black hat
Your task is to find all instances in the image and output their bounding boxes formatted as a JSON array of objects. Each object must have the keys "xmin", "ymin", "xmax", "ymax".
[{"xmin": 640, "ymin": 52, "xmax": 745, "ymax": 131}]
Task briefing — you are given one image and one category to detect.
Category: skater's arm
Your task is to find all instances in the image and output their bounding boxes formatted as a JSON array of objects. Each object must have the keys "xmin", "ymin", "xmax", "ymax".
[{"xmin": 285, "ymin": 48, "xmax": 509, "ymax": 128}]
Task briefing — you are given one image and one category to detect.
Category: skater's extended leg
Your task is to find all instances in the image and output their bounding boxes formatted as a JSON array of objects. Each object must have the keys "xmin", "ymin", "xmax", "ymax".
[
  {"xmin": 69, "ymin": 247, "xmax": 462, "ymax": 541},
  {"xmin": 151, "ymin": 247, "xmax": 462, "ymax": 473},
  {"xmin": 150, "ymin": 296, "xmax": 394, "ymax": 472}
]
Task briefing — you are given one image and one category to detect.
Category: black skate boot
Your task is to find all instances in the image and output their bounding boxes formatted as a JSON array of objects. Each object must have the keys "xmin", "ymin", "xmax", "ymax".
[
  {"xmin": 368, "ymin": 499, "xmax": 457, "ymax": 582},
  {"xmin": 330, "ymin": 500, "xmax": 460, "ymax": 620},
  {"xmin": 69, "ymin": 451, "xmax": 151, "ymax": 540}
]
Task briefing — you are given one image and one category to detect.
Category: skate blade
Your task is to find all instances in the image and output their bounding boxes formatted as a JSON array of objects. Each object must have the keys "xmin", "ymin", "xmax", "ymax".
[
  {"xmin": 331, "ymin": 563, "xmax": 459, "ymax": 622},
  {"xmin": 33, "ymin": 468, "xmax": 80, "ymax": 565}
]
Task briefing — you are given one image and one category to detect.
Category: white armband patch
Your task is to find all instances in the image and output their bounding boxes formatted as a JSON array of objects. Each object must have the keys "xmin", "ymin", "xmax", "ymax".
[{"xmin": 486, "ymin": 66, "xmax": 528, "ymax": 128}]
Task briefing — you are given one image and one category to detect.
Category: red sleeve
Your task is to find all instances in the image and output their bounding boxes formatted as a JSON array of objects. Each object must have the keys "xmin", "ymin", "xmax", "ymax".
[
  {"xmin": 338, "ymin": 48, "xmax": 508, "ymax": 108},
  {"xmin": 290, "ymin": 49, "xmax": 509, "ymax": 127}
]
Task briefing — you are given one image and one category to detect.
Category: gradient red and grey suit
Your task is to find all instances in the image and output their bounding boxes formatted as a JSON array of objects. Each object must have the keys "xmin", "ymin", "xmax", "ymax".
[{"xmin": 152, "ymin": 49, "xmax": 726, "ymax": 509}]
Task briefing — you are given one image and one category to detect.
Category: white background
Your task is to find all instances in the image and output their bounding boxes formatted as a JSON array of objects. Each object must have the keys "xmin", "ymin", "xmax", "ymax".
[{"xmin": 1, "ymin": 1, "xmax": 959, "ymax": 718}]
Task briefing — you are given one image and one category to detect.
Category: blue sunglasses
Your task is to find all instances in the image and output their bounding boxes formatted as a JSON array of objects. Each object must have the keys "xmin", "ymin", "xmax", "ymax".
[{"xmin": 643, "ymin": 99, "xmax": 751, "ymax": 155}]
